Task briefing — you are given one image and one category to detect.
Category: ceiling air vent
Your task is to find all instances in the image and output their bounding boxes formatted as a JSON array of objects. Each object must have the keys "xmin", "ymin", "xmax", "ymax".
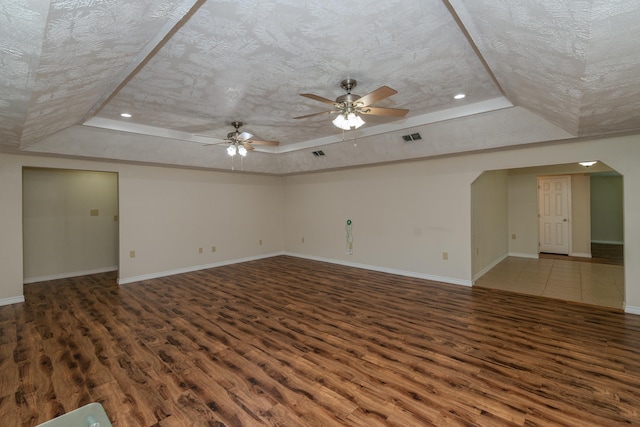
[
  {"xmin": 402, "ymin": 132, "xmax": 422, "ymax": 142},
  {"xmin": 312, "ymin": 150, "xmax": 325, "ymax": 157}
]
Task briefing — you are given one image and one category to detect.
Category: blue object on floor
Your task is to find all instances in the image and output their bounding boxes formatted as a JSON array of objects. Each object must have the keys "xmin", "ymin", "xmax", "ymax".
[{"xmin": 36, "ymin": 402, "xmax": 112, "ymax": 427}]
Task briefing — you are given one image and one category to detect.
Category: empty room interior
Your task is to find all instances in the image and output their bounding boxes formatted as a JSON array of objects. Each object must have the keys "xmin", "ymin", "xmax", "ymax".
[{"xmin": 2, "ymin": 1, "xmax": 640, "ymax": 426}]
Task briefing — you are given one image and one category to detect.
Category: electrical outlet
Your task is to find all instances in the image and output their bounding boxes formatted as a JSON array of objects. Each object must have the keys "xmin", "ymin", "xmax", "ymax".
[
  {"xmin": 301, "ymin": 237, "xmax": 305, "ymax": 243},
  {"xmin": 113, "ymin": 214, "xmax": 118, "ymax": 222},
  {"xmin": 198, "ymin": 247, "xmax": 203, "ymax": 254},
  {"xmin": 442, "ymin": 252, "xmax": 448, "ymax": 260},
  {"xmin": 90, "ymin": 209, "xmax": 99, "ymax": 216},
  {"xmin": 259, "ymin": 239, "xmax": 262, "ymax": 245},
  {"xmin": 129, "ymin": 250, "xmax": 135, "ymax": 258},
  {"xmin": 512, "ymin": 234, "xmax": 516, "ymax": 240},
  {"xmin": 212, "ymin": 246, "xmax": 216, "ymax": 252}
]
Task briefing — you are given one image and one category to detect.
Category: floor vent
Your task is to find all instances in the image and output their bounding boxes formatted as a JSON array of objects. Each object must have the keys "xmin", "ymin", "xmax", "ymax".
[
  {"xmin": 312, "ymin": 150, "xmax": 325, "ymax": 157},
  {"xmin": 402, "ymin": 132, "xmax": 422, "ymax": 142}
]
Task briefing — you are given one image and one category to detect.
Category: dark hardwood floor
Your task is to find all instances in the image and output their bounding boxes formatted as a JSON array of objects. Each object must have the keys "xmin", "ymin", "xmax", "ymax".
[
  {"xmin": 2, "ymin": 255, "xmax": 640, "ymax": 426},
  {"xmin": 591, "ymin": 243, "xmax": 624, "ymax": 262},
  {"xmin": 540, "ymin": 243, "xmax": 624, "ymax": 266}
]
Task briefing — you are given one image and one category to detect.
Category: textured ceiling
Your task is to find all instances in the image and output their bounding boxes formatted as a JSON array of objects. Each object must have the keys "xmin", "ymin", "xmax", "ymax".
[{"xmin": 1, "ymin": 0, "xmax": 640, "ymax": 174}]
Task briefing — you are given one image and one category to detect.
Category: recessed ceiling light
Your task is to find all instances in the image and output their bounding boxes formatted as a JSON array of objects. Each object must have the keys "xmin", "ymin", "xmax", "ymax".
[
  {"xmin": 120, "ymin": 113, "xmax": 132, "ymax": 118},
  {"xmin": 454, "ymin": 93, "xmax": 466, "ymax": 100},
  {"xmin": 579, "ymin": 161, "xmax": 598, "ymax": 167}
]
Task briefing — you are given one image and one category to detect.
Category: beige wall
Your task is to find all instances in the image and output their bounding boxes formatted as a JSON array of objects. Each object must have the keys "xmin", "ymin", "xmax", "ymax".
[
  {"xmin": 1, "ymin": 133, "xmax": 640, "ymax": 312},
  {"xmin": 282, "ymin": 134, "xmax": 640, "ymax": 311},
  {"xmin": 571, "ymin": 174, "xmax": 591, "ymax": 256},
  {"xmin": 283, "ymin": 159, "xmax": 480, "ymax": 285},
  {"xmin": 0, "ymin": 155, "xmax": 23, "ymax": 303},
  {"xmin": 118, "ymin": 164, "xmax": 284, "ymax": 280},
  {"xmin": 471, "ymin": 170, "xmax": 509, "ymax": 278},
  {"xmin": 507, "ymin": 173, "xmax": 539, "ymax": 257},
  {"xmin": 0, "ymin": 153, "xmax": 284, "ymax": 304},
  {"xmin": 508, "ymin": 170, "xmax": 595, "ymax": 258},
  {"xmin": 23, "ymin": 168, "xmax": 119, "ymax": 281}
]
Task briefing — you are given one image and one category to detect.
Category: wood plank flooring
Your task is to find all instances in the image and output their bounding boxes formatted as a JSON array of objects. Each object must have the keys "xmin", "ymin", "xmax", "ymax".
[{"xmin": 2, "ymin": 255, "xmax": 640, "ymax": 426}]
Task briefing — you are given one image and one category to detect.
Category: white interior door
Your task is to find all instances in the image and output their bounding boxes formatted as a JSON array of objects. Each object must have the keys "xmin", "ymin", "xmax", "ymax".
[{"xmin": 538, "ymin": 176, "xmax": 571, "ymax": 254}]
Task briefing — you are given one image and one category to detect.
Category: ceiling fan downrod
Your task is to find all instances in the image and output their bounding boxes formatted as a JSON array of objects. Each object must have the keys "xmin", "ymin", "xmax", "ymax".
[{"xmin": 337, "ymin": 79, "xmax": 361, "ymax": 109}]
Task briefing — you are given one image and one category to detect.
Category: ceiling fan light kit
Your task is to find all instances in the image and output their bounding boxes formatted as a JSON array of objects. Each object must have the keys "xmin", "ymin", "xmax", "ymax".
[
  {"xmin": 212, "ymin": 121, "xmax": 278, "ymax": 157},
  {"xmin": 332, "ymin": 112, "xmax": 365, "ymax": 130},
  {"xmin": 227, "ymin": 144, "xmax": 247, "ymax": 157},
  {"xmin": 295, "ymin": 79, "xmax": 409, "ymax": 130}
]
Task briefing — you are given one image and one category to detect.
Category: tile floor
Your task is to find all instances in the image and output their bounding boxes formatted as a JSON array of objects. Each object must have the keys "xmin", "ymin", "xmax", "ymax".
[{"xmin": 474, "ymin": 256, "xmax": 625, "ymax": 309}]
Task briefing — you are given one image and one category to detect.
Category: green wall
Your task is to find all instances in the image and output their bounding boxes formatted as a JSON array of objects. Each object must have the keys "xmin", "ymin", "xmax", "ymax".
[{"xmin": 591, "ymin": 173, "xmax": 623, "ymax": 244}]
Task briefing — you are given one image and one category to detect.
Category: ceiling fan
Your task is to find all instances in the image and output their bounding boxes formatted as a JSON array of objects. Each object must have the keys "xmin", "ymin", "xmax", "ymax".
[
  {"xmin": 199, "ymin": 121, "xmax": 279, "ymax": 156},
  {"xmin": 294, "ymin": 79, "xmax": 409, "ymax": 130}
]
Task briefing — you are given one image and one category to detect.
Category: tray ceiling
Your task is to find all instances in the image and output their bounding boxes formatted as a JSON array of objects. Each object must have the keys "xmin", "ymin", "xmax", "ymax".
[{"xmin": 2, "ymin": 0, "xmax": 639, "ymax": 174}]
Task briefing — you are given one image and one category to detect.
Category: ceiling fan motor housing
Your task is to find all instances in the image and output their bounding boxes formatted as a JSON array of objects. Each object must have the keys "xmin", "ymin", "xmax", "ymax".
[
  {"xmin": 336, "ymin": 93, "xmax": 361, "ymax": 104},
  {"xmin": 294, "ymin": 77, "xmax": 408, "ymax": 120},
  {"xmin": 228, "ymin": 121, "xmax": 243, "ymax": 140}
]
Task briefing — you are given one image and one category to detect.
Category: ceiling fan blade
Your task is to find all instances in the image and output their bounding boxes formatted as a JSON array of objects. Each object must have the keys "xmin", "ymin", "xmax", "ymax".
[
  {"xmin": 360, "ymin": 106, "xmax": 409, "ymax": 117},
  {"xmin": 354, "ymin": 86, "xmax": 397, "ymax": 107},
  {"xmin": 300, "ymin": 93, "xmax": 338, "ymax": 106},
  {"xmin": 193, "ymin": 141, "xmax": 227, "ymax": 147},
  {"xmin": 242, "ymin": 142, "xmax": 255, "ymax": 151},
  {"xmin": 248, "ymin": 139, "xmax": 279, "ymax": 146},
  {"xmin": 193, "ymin": 135, "xmax": 228, "ymax": 144},
  {"xmin": 238, "ymin": 131, "xmax": 253, "ymax": 141},
  {"xmin": 293, "ymin": 110, "xmax": 335, "ymax": 119},
  {"xmin": 194, "ymin": 142, "xmax": 220, "ymax": 147}
]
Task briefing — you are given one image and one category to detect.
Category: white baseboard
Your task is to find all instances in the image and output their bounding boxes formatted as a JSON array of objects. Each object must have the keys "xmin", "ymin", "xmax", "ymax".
[
  {"xmin": 283, "ymin": 252, "xmax": 472, "ymax": 287},
  {"xmin": 625, "ymin": 305, "xmax": 640, "ymax": 316},
  {"xmin": 117, "ymin": 252, "xmax": 285, "ymax": 285},
  {"xmin": 24, "ymin": 266, "xmax": 119, "ymax": 284},
  {"xmin": 508, "ymin": 252, "xmax": 539, "ymax": 259},
  {"xmin": 473, "ymin": 254, "xmax": 509, "ymax": 282},
  {"xmin": 0, "ymin": 295, "xmax": 25, "ymax": 307},
  {"xmin": 570, "ymin": 252, "xmax": 592, "ymax": 258}
]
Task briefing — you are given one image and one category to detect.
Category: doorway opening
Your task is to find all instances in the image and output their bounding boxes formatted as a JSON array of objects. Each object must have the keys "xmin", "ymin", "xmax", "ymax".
[
  {"xmin": 22, "ymin": 167, "xmax": 119, "ymax": 284},
  {"xmin": 471, "ymin": 161, "xmax": 625, "ymax": 309}
]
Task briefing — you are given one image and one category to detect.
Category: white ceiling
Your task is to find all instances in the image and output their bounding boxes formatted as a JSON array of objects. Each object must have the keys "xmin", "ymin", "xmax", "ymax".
[{"xmin": 2, "ymin": 0, "xmax": 639, "ymax": 174}]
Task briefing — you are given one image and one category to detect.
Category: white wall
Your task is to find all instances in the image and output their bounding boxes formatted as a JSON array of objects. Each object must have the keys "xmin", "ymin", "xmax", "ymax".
[{"xmin": 23, "ymin": 168, "xmax": 119, "ymax": 282}]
